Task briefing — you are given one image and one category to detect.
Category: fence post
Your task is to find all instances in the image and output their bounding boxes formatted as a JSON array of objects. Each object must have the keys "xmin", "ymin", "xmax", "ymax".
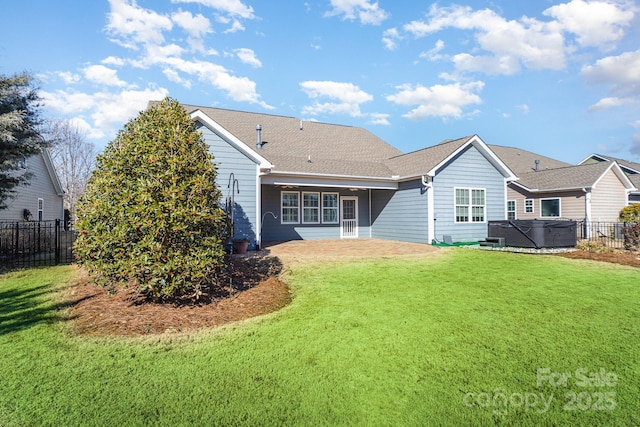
[
  {"xmin": 55, "ymin": 219, "xmax": 61, "ymax": 265},
  {"xmin": 14, "ymin": 222, "xmax": 19, "ymax": 260}
]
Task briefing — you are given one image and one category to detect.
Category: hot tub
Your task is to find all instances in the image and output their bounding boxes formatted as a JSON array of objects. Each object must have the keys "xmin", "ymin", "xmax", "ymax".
[{"xmin": 487, "ymin": 220, "xmax": 577, "ymax": 248}]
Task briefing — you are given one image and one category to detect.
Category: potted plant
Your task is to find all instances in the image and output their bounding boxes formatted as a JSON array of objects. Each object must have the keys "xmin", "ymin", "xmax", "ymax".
[{"xmin": 232, "ymin": 237, "xmax": 250, "ymax": 254}]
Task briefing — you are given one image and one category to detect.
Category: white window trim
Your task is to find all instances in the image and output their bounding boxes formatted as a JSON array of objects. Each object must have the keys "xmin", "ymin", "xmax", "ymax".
[
  {"xmin": 507, "ymin": 199, "xmax": 517, "ymax": 220},
  {"xmin": 321, "ymin": 192, "xmax": 339, "ymax": 224},
  {"xmin": 454, "ymin": 187, "xmax": 486, "ymax": 224},
  {"xmin": 540, "ymin": 197, "xmax": 561, "ymax": 218},
  {"xmin": 524, "ymin": 198, "xmax": 534, "ymax": 214},
  {"xmin": 37, "ymin": 198, "xmax": 44, "ymax": 222},
  {"xmin": 281, "ymin": 191, "xmax": 300, "ymax": 224},
  {"xmin": 302, "ymin": 191, "xmax": 320, "ymax": 224}
]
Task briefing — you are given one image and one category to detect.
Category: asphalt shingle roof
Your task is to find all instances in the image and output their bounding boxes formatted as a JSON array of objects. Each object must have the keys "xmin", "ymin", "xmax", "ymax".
[
  {"xmin": 183, "ymin": 104, "xmax": 402, "ymax": 177},
  {"xmin": 489, "ymin": 145, "xmax": 571, "ymax": 174},
  {"xmin": 515, "ymin": 161, "xmax": 613, "ymax": 191},
  {"xmin": 384, "ymin": 137, "xmax": 472, "ymax": 177}
]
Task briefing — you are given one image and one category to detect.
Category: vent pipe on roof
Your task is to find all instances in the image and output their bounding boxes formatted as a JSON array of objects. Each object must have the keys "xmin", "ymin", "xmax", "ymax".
[
  {"xmin": 300, "ymin": 120, "xmax": 303, "ymax": 130},
  {"xmin": 535, "ymin": 159, "xmax": 540, "ymax": 172},
  {"xmin": 256, "ymin": 124, "xmax": 262, "ymax": 149}
]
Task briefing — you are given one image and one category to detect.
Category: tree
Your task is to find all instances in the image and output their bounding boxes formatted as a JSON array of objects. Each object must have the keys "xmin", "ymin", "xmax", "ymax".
[
  {"xmin": 619, "ymin": 203, "xmax": 640, "ymax": 251},
  {"xmin": 0, "ymin": 71, "xmax": 45, "ymax": 209},
  {"xmin": 618, "ymin": 203, "xmax": 640, "ymax": 223},
  {"xmin": 74, "ymin": 98, "xmax": 226, "ymax": 301},
  {"xmin": 43, "ymin": 119, "xmax": 97, "ymax": 220}
]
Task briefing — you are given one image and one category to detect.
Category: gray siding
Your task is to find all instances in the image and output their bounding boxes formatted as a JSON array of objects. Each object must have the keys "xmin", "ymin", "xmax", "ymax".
[
  {"xmin": 197, "ymin": 122, "xmax": 260, "ymax": 247},
  {"xmin": 370, "ymin": 180, "xmax": 429, "ymax": 243},
  {"xmin": 0, "ymin": 152, "xmax": 63, "ymax": 222},
  {"xmin": 260, "ymin": 185, "xmax": 370, "ymax": 241},
  {"xmin": 433, "ymin": 145, "xmax": 506, "ymax": 242}
]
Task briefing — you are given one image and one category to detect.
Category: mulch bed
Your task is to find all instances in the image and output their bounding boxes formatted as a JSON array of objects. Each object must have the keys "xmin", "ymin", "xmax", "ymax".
[
  {"xmin": 556, "ymin": 249, "xmax": 640, "ymax": 268},
  {"xmin": 69, "ymin": 254, "xmax": 290, "ymax": 337}
]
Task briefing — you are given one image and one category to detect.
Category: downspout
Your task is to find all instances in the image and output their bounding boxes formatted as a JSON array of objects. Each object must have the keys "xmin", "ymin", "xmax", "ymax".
[
  {"xmin": 256, "ymin": 164, "xmax": 262, "ymax": 249},
  {"xmin": 423, "ymin": 175, "xmax": 435, "ymax": 243},
  {"xmin": 369, "ymin": 188, "xmax": 372, "ymax": 238},
  {"xmin": 583, "ymin": 187, "xmax": 592, "ymax": 239}
]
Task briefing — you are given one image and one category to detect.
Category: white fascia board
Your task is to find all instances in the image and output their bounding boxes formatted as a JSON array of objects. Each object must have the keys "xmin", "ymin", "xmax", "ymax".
[
  {"xmin": 578, "ymin": 153, "xmax": 609, "ymax": 165},
  {"xmin": 41, "ymin": 149, "xmax": 65, "ymax": 196},
  {"xmin": 261, "ymin": 173, "xmax": 398, "ymax": 190},
  {"xmin": 190, "ymin": 110, "xmax": 273, "ymax": 170},
  {"xmin": 510, "ymin": 180, "xmax": 591, "ymax": 193},
  {"xmin": 595, "ymin": 162, "xmax": 636, "ymax": 191},
  {"xmin": 427, "ymin": 134, "xmax": 518, "ymax": 181}
]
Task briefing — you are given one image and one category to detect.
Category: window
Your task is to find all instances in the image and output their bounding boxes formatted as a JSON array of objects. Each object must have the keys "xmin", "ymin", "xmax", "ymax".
[
  {"xmin": 507, "ymin": 200, "xmax": 516, "ymax": 220},
  {"xmin": 524, "ymin": 199, "xmax": 534, "ymax": 214},
  {"xmin": 302, "ymin": 192, "xmax": 320, "ymax": 224},
  {"xmin": 455, "ymin": 188, "xmax": 485, "ymax": 223},
  {"xmin": 281, "ymin": 191, "xmax": 299, "ymax": 223},
  {"xmin": 37, "ymin": 198, "xmax": 44, "ymax": 221},
  {"xmin": 540, "ymin": 198, "xmax": 561, "ymax": 217},
  {"xmin": 322, "ymin": 193, "xmax": 339, "ymax": 224}
]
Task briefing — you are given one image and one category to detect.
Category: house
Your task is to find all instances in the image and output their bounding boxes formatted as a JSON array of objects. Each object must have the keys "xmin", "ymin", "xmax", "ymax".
[
  {"xmin": 490, "ymin": 146, "xmax": 635, "ymax": 222},
  {"xmin": 176, "ymin": 103, "xmax": 517, "ymax": 248},
  {"xmin": 0, "ymin": 149, "xmax": 65, "ymax": 222},
  {"xmin": 580, "ymin": 154, "xmax": 640, "ymax": 204}
]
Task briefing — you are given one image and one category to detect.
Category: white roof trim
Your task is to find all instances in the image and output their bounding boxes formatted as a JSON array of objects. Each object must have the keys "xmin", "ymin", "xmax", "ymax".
[
  {"xmin": 190, "ymin": 109, "xmax": 274, "ymax": 170},
  {"xmin": 578, "ymin": 153, "xmax": 609, "ymax": 165},
  {"xmin": 427, "ymin": 134, "xmax": 518, "ymax": 181},
  {"xmin": 593, "ymin": 161, "xmax": 636, "ymax": 191},
  {"xmin": 41, "ymin": 148, "xmax": 65, "ymax": 196}
]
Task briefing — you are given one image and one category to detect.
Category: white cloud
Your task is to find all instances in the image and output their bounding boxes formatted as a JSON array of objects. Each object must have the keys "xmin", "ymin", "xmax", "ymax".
[
  {"xmin": 368, "ymin": 113, "xmax": 390, "ymax": 125},
  {"xmin": 544, "ymin": 0, "xmax": 636, "ymax": 50},
  {"xmin": 382, "ymin": 27, "xmax": 401, "ymax": 50},
  {"xmin": 300, "ymin": 81, "xmax": 373, "ymax": 117},
  {"xmin": 106, "ymin": 0, "xmax": 173, "ymax": 49},
  {"xmin": 419, "ymin": 40, "xmax": 445, "ymax": 61},
  {"xmin": 41, "ymin": 87, "xmax": 170, "ymax": 141},
  {"xmin": 581, "ymin": 49, "xmax": 640, "ymax": 90},
  {"xmin": 235, "ymin": 48, "xmax": 262, "ymax": 68},
  {"xmin": 101, "ymin": 56, "xmax": 126, "ymax": 66},
  {"xmin": 631, "ymin": 120, "xmax": 640, "ymax": 157},
  {"xmin": 588, "ymin": 96, "xmax": 637, "ymax": 112},
  {"xmin": 68, "ymin": 117, "xmax": 106, "ymax": 140},
  {"xmin": 56, "ymin": 71, "xmax": 81, "ymax": 84},
  {"xmin": 83, "ymin": 65, "xmax": 128, "ymax": 87},
  {"xmin": 171, "ymin": 10, "xmax": 212, "ymax": 38},
  {"xmin": 401, "ymin": 4, "xmax": 567, "ymax": 74},
  {"xmin": 386, "ymin": 81, "xmax": 484, "ymax": 120},
  {"xmin": 325, "ymin": 0, "xmax": 389, "ymax": 25},
  {"xmin": 582, "ymin": 49, "xmax": 640, "ymax": 110},
  {"xmin": 517, "ymin": 104, "xmax": 530, "ymax": 114},
  {"xmin": 172, "ymin": 0, "xmax": 255, "ymax": 19},
  {"xmin": 163, "ymin": 68, "xmax": 192, "ymax": 88}
]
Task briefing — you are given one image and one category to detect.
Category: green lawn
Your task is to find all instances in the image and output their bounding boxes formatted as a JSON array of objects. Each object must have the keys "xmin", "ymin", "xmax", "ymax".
[{"xmin": 1, "ymin": 250, "xmax": 638, "ymax": 426}]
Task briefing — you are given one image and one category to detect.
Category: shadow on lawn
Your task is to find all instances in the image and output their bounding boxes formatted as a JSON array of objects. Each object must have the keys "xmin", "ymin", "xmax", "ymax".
[{"xmin": 0, "ymin": 279, "xmax": 94, "ymax": 336}]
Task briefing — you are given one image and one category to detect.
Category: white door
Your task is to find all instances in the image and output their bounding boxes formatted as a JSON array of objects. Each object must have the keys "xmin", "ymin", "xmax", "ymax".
[{"xmin": 340, "ymin": 196, "xmax": 358, "ymax": 238}]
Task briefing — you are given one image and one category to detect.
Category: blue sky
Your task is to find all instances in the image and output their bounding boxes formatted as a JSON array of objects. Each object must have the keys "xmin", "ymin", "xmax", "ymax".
[{"xmin": 1, "ymin": 0, "xmax": 639, "ymax": 163}]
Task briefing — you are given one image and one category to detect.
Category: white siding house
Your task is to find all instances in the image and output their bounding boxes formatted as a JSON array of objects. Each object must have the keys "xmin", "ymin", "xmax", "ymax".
[{"xmin": 0, "ymin": 150, "xmax": 65, "ymax": 222}]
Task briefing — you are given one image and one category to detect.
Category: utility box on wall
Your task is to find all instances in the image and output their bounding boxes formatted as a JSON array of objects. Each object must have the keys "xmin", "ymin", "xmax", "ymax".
[{"xmin": 488, "ymin": 220, "xmax": 577, "ymax": 248}]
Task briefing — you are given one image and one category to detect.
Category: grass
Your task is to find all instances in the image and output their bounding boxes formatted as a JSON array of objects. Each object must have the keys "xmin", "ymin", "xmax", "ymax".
[{"xmin": 0, "ymin": 250, "xmax": 639, "ymax": 426}]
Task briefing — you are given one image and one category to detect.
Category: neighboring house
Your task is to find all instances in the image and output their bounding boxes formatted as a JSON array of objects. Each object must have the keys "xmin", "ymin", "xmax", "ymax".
[
  {"xmin": 0, "ymin": 149, "xmax": 65, "ymax": 222},
  {"xmin": 580, "ymin": 153, "xmax": 640, "ymax": 203},
  {"xmin": 174, "ymin": 103, "xmax": 517, "ymax": 248},
  {"xmin": 490, "ymin": 146, "xmax": 635, "ymax": 222}
]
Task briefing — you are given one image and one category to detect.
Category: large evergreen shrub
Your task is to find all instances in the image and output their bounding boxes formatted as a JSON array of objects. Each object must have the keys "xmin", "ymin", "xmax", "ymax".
[{"xmin": 75, "ymin": 98, "xmax": 226, "ymax": 301}]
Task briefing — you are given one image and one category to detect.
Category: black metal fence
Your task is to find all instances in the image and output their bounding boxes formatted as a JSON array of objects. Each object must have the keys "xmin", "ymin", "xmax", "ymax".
[
  {"xmin": 575, "ymin": 220, "xmax": 637, "ymax": 249},
  {"xmin": 0, "ymin": 220, "xmax": 76, "ymax": 269}
]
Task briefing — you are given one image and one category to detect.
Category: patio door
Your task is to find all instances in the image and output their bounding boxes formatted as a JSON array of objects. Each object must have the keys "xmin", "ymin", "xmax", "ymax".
[{"xmin": 340, "ymin": 196, "xmax": 358, "ymax": 238}]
